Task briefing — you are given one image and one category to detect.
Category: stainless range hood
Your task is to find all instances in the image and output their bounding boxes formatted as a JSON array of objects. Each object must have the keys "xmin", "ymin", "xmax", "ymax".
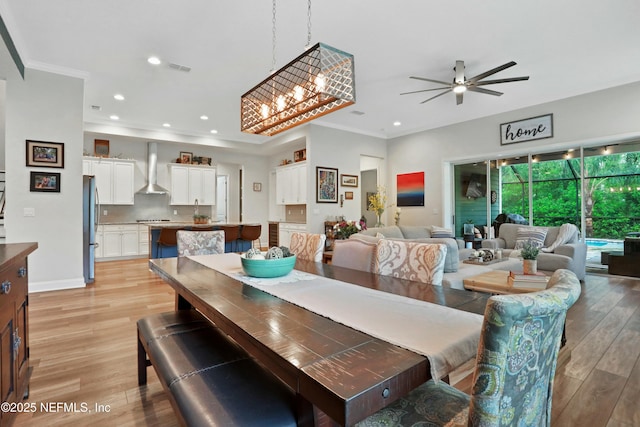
[{"xmin": 137, "ymin": 142, "xmax": 169, "ymax": 195}]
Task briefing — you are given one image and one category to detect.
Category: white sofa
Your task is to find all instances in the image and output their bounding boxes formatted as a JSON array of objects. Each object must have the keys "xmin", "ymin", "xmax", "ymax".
[{"xmin": 481, "ymin": 223, "xmax": 587, "ymax": 280}]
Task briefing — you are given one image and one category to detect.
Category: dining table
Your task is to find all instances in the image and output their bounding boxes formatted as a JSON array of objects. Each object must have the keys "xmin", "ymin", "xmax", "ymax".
[{"xmin": 149, "ymin": 254, "xmax": 489, "ymax": 426}]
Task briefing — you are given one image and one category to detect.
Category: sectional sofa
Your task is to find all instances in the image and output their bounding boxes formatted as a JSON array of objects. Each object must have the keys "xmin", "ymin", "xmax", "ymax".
[{"xmin": 348, "ymin": 223, "xmax": 586, "ymax": 289}]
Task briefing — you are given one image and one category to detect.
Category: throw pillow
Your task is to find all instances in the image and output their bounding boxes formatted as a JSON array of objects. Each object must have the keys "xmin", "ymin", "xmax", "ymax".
[
  {"xmin": 430, "ymin": 225, "xmax": 453, "ymax": 238},
  {"xmin": 514, "ymin": 226, "xmax": 548, "ymax": 249}
]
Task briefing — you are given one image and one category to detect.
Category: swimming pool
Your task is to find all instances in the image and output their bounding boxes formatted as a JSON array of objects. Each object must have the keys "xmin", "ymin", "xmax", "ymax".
[{"xmin": 585, "ymin": 238, "xmax": 623, "ymax": 249}]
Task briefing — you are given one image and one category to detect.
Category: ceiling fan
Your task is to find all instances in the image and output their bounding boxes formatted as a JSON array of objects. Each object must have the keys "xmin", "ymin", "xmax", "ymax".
[{"xmin": 401, "ymin": 60, "xmax": 529, "ymax": 105}]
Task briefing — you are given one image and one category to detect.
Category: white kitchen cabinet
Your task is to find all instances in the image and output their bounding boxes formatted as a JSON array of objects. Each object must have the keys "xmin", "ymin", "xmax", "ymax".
[
  {"xmin": 278, "ymin": 223, "xmax": 307, "ymax": 248},
  {"xmin": 138, "ymin": 225, "xmax": 149, "ymax": 256},
  {"xmin": 169, "ymin": 164, "xmax": 216, "ymax": 205},
  {"xmin": 83, "ymin": 157, "xmax": 135, "ymax": 205},
  {"xmin": 275, "ymin": 162, "xmax": 307, "ymax": 205},
  {"xmin": 95, "ymin": 226, "xmax": 104, "ymax": 259},
  {"xmin": 112, "ymin": 161, "xmax": 135, "ymax": 204},
  {"xmin": 101, "ymin": 224, "xmax": 139, "ymax": 258}
]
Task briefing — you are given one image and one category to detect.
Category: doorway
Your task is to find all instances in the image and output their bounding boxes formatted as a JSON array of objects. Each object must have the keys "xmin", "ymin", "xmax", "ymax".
[{"xmin": 216, "ymin": 175, "xmax": 228, "ymax": 223}]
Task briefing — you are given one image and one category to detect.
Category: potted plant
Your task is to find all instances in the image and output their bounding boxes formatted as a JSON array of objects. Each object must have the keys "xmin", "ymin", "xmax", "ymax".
[
  {"xmin": 520, "ymin": 239, "xmax": 540, "ymax": 274},
  {"xmin": 193, "ymin": 214, "xmax": 210, "ymax": 224}
]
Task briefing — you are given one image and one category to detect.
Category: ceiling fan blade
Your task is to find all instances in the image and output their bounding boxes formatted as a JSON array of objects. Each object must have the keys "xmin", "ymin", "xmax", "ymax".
[
  {"xmin": 456, "ymin": 92, "xmax": 463, "ymax": 105},
  {"xmin": 475, "ymin": 76, "xmax": 530, "ymax": 86},
  {"xmin": 454, "ymin": 60, "xmax": 465, "ymax": 84},
  {"xmin": 467, "ymin": 86, "xmax": 503, "ymax": 96},
  {"xmin": 467, "ymin": 61, "xmax": 517, "ymax": 83},
  {"xmin": 400, "ymin": 87, "xmax": 452, "ymax": 95},
  {"xmin": 410, "ymin": 76, "xmax": 452, "ymax": 86},
  {"xmin": 420, "ymin": 89, "xmax": 452, "ymax": 104}
]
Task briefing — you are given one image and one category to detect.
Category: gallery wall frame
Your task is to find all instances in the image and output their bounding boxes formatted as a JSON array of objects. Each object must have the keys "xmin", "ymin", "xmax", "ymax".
[
  {"xmin": 316, "ymin": 166, "xmax": 338, "ymax": 203},
  {"xmin": 340, "ymin": 174, "xmax": 358, "ymax": 187},
  {"xmin": 30, "ymin": 171, "xmax": 61, "ymax": 192},
  {"xmin": 26, "ymin": 140, "xmax": 64, "ymax": 168}
]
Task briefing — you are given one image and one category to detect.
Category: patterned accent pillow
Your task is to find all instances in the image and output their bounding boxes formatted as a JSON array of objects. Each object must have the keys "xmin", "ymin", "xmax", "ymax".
[{"xmin": 514, "ymin": 226, "xmax": 548, "ymax": 249}]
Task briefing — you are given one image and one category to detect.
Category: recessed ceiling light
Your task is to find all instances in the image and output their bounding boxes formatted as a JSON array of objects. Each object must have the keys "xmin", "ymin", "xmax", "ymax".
[
  {"xmin": 210, "ymin": 129, "xmax": 218, "ymax": 134},
  {"xmin": 148, "ymin": 56, "xmax": 161, "ymax": 65},
  {"xmin": 113, "ymin": 94, "xmax": 125, "ymax": 101},
  {"xmin": 393, "ymin": 121, "xmax": 401, "ymax": 127},
  {"xmin": 200, "ymin": 115, "xmax": 209, "ymax": 120},
  {"xmin": 162, "ymin": 123, "xmax": 171, "ymax": 127},
  {"xmin": 109, "ymin": 115, "xmax": 119, "ymax": 120}
]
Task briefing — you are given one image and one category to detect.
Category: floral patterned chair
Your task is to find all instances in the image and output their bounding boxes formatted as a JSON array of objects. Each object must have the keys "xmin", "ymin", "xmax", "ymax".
[
  {"xmin": 289, "ymin": 232, "xmax": 326, "ymax": 262},
  {"xmin": 176, "ymin": 230, "xmax": 225, "ymax": 256},
  {"xmin": 374, "ymin": 239, "xmax": 447, "ymax": 286},
  {"xmin": 356, "ymin": 268, "xmax": 581, "ymax": 427}
]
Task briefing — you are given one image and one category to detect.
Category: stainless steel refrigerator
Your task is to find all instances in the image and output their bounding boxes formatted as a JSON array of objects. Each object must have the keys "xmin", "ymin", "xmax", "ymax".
[{"xmin": 83, "ymin": 175, "xmax": 99, "ymax": 284}]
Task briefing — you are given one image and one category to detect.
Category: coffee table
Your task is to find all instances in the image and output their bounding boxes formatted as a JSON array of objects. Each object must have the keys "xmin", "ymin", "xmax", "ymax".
[
  {"xmin": 462, "ymin": 269, "xmax": 550, "ymax": 294},
  {"xmin": 463, "ymin": 269, "xmax": 570, "ymax": 363}
]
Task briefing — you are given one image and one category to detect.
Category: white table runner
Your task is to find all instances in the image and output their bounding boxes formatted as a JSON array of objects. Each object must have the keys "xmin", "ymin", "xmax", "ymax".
[{"xmin": 188, "ymin": 253, "xmax": 483, "ymax": 380}]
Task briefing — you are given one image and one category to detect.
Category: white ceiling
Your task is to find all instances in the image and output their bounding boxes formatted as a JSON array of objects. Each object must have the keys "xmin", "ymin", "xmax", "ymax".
[{"xmin": 2, "ymin": 0, "xmax": 640, "ymax": 147}]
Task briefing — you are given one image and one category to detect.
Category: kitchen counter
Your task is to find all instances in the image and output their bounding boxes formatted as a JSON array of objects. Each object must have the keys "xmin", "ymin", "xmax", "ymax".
[{"xmin": 147, "ymin": 223, "xmax": 261, "ymax": 258}]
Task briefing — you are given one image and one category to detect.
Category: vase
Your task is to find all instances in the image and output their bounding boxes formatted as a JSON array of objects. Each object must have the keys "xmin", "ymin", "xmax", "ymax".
[
  {"xmin": 375, "ymin": 214, "xmax": 384, "ymax": 228},
  {"xmin": 523, "ymin": 259, "xmax": 538, "ymax": 275}
]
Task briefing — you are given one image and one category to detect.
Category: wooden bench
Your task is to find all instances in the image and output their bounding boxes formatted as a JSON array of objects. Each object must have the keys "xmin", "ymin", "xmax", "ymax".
[{"xmin": 137, "ymin": 310, "xmax": 298, "ymax": 426}]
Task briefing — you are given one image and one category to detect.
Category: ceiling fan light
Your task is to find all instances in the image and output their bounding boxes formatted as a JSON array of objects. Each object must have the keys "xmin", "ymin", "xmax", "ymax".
[{"xmin": 453, "ymin": 85, "xmax": 467, "ymax": 94}]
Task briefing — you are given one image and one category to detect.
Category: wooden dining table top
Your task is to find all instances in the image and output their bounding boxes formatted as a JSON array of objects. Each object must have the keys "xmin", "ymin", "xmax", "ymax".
[{"xmin": 149, "ymin": 256, "xmax": 489, "ymax": 426}]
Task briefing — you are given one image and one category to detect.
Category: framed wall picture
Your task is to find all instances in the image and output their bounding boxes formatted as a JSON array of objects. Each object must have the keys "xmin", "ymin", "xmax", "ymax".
[
  {"xmin": 30, "ymin": 171, "xmax": 61, "ymax": 192},
  {"xmin": 340, "ymin": 174, "xmax": 358, "ymax": 187},
  {"xmin": 253, "ymin": 182, "xmax": 262, "ymax": 192},
  {"xmin": 26, "ymin": 140, "xmax": 64, "ymax": 168},
  {"xmin": 344, "ymin": 191, "xmax": 354, "ymax": 200},
  {"xmin": 180, "ymin": 151, "xmax": 193, "ymax": 164},
  {"xmin": 94, "ymin": 139, "xmax": 110, "ymax": 157},
  {"xmin": 316, "ymin": 166, "xmax": 338, "ymax": 203},
  {"xmin": 294, "ymin": 149, "xmax": 306, "ymax": 162},
  {"xmin": 397, "ymin": 171, "xmax": 425, "ymax": 207}
]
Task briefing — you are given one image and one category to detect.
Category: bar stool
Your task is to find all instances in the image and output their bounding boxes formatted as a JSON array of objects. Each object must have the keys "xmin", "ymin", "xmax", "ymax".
[
  {"xmin": 218, "ymin": 225, "xmax": 240, "ymax": 252},
  {"xmin": 156, "ymin": 228, "xmax": 180, "ymax": 257},
  {"xmin": 239, "ymin": 225, "xmax": 262, "ymax": 250}
]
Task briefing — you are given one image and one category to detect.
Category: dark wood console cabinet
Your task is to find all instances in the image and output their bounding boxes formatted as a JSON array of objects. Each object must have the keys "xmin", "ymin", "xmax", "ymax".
[{"xmin": 0, "ymin": 243, "xmax": 37, "ymax": 427}]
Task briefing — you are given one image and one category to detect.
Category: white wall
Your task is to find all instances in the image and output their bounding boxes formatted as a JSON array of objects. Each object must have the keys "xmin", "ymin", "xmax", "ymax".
[
  {"xmin": 306, "ymin": 125, "xmax": 387, "ymax": 234},
  {"xmin": 6, "ymin": 68, "xmax": 84, "ymax": 291},
  {"xmin": 388, "ymin": 81, "xmax": 640, "ymax": 228}
]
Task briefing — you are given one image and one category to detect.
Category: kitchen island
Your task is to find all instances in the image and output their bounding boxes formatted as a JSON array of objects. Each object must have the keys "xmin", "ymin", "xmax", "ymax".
[{"xmin": 142, "ymin": 222, "xmax": 261, "ymax": 258}]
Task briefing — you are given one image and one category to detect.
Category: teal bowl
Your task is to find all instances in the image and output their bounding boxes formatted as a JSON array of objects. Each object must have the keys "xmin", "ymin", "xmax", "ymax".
[{"xmin": 240, "ymin": 254, "xmax": 297, "ymax": 278}]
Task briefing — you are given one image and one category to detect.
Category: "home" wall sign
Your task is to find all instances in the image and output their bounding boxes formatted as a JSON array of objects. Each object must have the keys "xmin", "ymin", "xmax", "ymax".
[{"xmin": 500, "ymin": 114, "xmax": 553, "ymax": 145}]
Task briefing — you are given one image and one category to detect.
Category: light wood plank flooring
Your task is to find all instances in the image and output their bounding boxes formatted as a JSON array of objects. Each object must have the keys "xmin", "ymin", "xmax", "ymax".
[{"xmin": 14, "ymin": 260, "xmax": 640, "ymax": 426}]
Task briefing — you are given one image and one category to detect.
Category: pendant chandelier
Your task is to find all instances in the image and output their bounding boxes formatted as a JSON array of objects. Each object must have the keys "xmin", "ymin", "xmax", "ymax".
[{"xmin": 241, "ymin": 0, "xmax": 355, "ymax": 136}]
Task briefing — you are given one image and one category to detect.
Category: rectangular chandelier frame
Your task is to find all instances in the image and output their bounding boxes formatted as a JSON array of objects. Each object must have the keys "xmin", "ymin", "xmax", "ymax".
[{"xmin": 241, "ymin": 42, "xmax": 355, "ymax": 136}]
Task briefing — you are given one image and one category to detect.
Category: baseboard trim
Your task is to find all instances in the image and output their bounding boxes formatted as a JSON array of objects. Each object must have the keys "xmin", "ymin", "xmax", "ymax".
[{"xmin": 29, "ymin": 277, "xmax": 86, "ymax": 293}]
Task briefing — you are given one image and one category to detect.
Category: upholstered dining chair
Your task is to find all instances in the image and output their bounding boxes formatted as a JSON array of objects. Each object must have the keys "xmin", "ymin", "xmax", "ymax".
[
  {"xmin": 289, "ymin": 232, "xmax": 326, "ymax": 262},
  {"xmin": 356, "ymin": 268, "xmax": 582, "ymax": 427},
  {"xmin": 176, "ymin": 230, "xmax": 225, "ymax": 256},
  {"xmin": 373, "ymin": 239, "xmax": 447, "ymax": 286},
  {"xmin": 331, "ymin": 238, "xmax": 376, "ymax": 272}
]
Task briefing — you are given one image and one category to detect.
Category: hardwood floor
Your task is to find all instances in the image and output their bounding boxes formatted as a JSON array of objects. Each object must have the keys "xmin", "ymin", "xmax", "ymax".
[{"xmin": 14, "ymin": 260, "xmax": 640, "ymax": 426}]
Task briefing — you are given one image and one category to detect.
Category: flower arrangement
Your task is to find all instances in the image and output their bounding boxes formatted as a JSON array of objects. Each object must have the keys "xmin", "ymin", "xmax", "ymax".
[
  {"xmin": 333, "ymin": 219, "xmax": 366, "ymax": 239},
  {"xmin": 368, "ymin": 186, "xmax": 387, "ymax": 216},
  {"xmin": 520, "ymin": 239, "xmax": 540, "ymax": 260}
]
